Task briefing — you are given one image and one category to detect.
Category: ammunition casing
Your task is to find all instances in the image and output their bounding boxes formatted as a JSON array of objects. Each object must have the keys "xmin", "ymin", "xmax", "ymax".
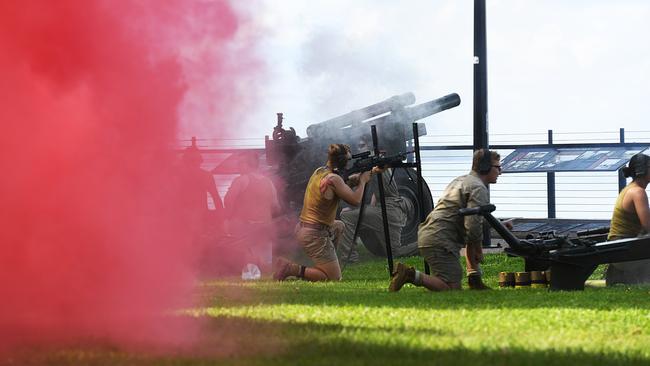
[
  {"xmin": 515, "ymin": 272, "xmax": 531, "ymax": 288},
  {"xmin": 498, "ymin": 271, "xmax": 515, "ymax": 288},
  {"xmin": 530, "ymin": 270, "xmax": 547, "ymax": 288}
]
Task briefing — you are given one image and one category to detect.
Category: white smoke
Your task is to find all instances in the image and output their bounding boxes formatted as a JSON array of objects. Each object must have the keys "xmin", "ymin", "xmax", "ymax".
[{"xmin": 187, "ymin": 0, "xmax": 650, "ymax": 144}]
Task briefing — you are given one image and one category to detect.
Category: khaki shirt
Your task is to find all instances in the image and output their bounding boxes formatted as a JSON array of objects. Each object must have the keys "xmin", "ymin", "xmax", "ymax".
[
  {"xmin": 418, "ymin": 171, "xmax": 489, "ymax": 253},
  {"xmin": 367, "ymin": 168, "xmax": 411, "ymax": 227},
  {"xmin": 368, "ymin": 169, "xmax": 399, "ymax": 199}
]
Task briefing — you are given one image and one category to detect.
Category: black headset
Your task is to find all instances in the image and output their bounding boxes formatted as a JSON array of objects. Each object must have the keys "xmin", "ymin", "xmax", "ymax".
[
  {"xmin": 478, "ymin": 148, "xmax": 492, "ymax": 174},
  {"xmin": 632, "ymin": 153, "xmax": 650, "ymax": 177}
]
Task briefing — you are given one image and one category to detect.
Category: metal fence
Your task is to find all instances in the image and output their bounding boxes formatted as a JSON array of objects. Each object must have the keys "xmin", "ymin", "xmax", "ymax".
[{"xmin": 181, "ymin": 128, "xmax": 650, "ymax": 220}]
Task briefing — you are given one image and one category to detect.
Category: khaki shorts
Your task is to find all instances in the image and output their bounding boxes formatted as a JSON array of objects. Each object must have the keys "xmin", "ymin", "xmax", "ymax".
[
  {"xmin": 419, "ymin": 245, "xmax": 462, "ymax": 284},
  {"xmin": 295, "ymin": 221, "xmax": 344, "ymax": 265}
]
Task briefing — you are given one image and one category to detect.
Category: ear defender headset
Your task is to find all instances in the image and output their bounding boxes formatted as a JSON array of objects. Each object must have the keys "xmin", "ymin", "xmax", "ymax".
[
  {"xmin": 632, "ymin": 153, "xmax": 650, "ymax": 177},
  {"xmin": 478, "ymin": 148, "xmax": 492, "ymax": 174}
]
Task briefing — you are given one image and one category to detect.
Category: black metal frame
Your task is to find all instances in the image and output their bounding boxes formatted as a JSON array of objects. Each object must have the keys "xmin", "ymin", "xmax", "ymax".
[
  {"xmin": 366, "ymin": 123, "xmax": 430, "ymax": 277},
  {"xmin": 460, "ymin": 204, "xmax": 650, "ymax": 291}
]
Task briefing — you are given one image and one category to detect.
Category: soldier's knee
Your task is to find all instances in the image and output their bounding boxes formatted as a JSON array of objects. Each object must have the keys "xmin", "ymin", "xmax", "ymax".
[{"xmin": 340, "ymin": 209, "xmax": 358, "ymax": 222}]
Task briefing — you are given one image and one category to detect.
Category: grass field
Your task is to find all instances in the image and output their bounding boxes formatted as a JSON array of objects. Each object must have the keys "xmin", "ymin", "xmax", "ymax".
[{"xmin": 8, "ymin": 253, "xmax": 650, "ymax": 366}]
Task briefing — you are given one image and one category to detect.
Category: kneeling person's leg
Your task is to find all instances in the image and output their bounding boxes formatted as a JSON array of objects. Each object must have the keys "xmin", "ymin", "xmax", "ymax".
[
  {"xmin": 313, "ymin": 260, "xmax": 342, "ymax": 281},
  {"xmin": 420, "ymin": 246, "xmax": 462, "ymax": 291},
  {"xmin": 301, "ymin": 228, "xmax": 341, "ymax": 281},
  {"xmin": 330, "ymin": 220, "xmax": 345, "ymax": 250},
  {"xmin": 338, "ymin": 211, "xmax": 361, "ymax": 262}
]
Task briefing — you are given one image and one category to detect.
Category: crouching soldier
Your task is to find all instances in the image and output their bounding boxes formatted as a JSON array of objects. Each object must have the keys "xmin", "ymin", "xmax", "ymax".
[
  {"xmin": 273, "ymin": 143, "xmax": 376, "ymax": 281},
  {"xmin": 389, "ymin": 149, "xmax": 502, "ymax": 292}
]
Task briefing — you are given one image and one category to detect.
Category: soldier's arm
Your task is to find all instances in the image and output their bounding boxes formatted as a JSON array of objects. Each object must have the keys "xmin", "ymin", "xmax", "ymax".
[
  {"xmin": 328, "ymin": 172, "xmax": 371, "ymax": 206},
  {"xmin": 631, "ymin": 187, "xmax": 650, "ymax": 232},
  {"xmin": 224, "ymin": 176, "xmax": 245, "ymax": 213},
  {"xmin": 464, "ymin": 184, "xmax": 489, "ymax": 247},
  {"xmin": 206, "ymin": 172, "xmax": 224, "ymax": 212}
]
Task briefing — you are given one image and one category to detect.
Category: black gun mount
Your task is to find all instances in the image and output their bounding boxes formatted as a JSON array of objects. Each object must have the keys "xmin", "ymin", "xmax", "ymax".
[
  {"xmin": 460, "ymin": 204, "xmax": 650, "ymax": 291},
  {"xmin": 266, "ymin": 92, "xmax": 461, "ymax": 256}
]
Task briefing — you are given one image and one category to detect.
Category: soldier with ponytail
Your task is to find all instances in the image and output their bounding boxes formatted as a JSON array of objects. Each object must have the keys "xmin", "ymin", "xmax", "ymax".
[
  {"xmin": 606, "ymin": 153, "xmax": 650, "ymax": 285},
  {"xmin": 273, "ymin": 143, "xmax": 379, "ymax": 282}
]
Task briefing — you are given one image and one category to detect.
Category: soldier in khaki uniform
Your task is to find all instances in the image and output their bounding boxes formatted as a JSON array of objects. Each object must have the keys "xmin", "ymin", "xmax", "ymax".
[
  {"xmin": 389, "ymin": 149, "xmax": 502, "ymax": 291},
  {"xmin": 337, "ymin": 138, "xmax": 413, "ymax": 264}
]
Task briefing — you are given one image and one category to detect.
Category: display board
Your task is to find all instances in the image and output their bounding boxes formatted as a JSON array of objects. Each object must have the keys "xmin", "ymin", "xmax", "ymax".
[{"xmin": 501, "ymin": 146, "xmax": 649, "ymax": 173}]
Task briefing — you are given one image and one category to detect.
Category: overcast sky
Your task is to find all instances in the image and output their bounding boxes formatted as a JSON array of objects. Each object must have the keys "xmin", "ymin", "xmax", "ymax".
[{"xmin": 208, "ymin": 0, "xmax": 650, "ymax": 144}]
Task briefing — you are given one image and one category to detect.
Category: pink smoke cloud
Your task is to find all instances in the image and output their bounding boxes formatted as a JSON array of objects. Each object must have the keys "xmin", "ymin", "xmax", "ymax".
[{"xmin": 0, "ymin": 0, "xmax": 262, "ymax": 351}]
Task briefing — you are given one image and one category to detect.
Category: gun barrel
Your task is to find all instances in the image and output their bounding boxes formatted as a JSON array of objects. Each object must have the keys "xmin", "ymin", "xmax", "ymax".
[
  {"xmin": 306, "ymin": 92, "xmax": 416, "ymax": 138},
  {"xmin": 405, "ymin": 93, "xmax": 461, "ymax": 121},
  {"xmin": 576, "ymin": 226, "xmax": 610, "ymax": 237},
  {"xmin": 351, "ymin": 151, "xmax": 371, "ymax": 159},
  {"xmin": 354, "ymin": 93, "xmax": 461, "ymax": 137}
]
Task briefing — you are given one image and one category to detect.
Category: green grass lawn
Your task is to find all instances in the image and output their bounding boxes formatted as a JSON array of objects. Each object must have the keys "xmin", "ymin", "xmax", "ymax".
[{"xmin": 8, "ymin": 254, "xmax": 650, "ymax": 366}]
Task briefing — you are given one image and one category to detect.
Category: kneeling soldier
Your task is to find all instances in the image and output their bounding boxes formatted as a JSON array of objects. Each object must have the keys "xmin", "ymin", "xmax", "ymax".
[{"xmin": 389, "ymin": 149, "xmax": 502, "ymax": 291}]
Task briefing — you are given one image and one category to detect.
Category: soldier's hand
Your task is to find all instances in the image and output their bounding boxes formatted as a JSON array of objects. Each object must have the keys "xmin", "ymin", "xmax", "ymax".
[
  {"xmin": 371, "ymin": 166, "xmax": 385, "ymax": 174},
  {"xmin": 360, "ymin": 170, "xmax": 372, "ymax": 183}
]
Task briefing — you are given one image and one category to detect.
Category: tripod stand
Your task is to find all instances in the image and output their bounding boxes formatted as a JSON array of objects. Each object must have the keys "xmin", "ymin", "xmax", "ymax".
[{"xmin": 342, "ymin": 123, "xmax": 432, "ymax": 276}]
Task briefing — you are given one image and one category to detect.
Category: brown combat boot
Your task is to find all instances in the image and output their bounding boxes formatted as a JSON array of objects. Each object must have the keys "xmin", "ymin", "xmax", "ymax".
[
  {"xmin": 388, "ymin": 262, "xmax": 415, "ymax": 292},
  {"xmin": 272, "ymin": 257, "xmax": 300, "ymax": 281},
  {"xmin": 467, "ymin": 272, "xmax": 491, "ymax": 290}
]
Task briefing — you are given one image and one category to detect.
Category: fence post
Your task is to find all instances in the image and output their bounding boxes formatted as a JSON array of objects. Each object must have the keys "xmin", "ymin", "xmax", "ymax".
[
  {"xmin": 618, "ymin": 128, "xmax": 627, "ymax": 192},
  {"xmin": 547, "ymin": 130, "xmax": 556, "ymax": 219}
]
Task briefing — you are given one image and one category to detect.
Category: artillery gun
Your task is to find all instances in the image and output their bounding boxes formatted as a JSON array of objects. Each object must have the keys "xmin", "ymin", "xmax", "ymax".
[
  {"xmin": 265, "ymin": 92, "xmax": 461, "ymax": 257},
  {"xmin": 460, "ymin": 204, "xmax": 650, "ymax": 291}
]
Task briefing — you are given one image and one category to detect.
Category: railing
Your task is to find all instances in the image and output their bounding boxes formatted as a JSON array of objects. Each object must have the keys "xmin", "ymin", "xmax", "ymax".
[{"xmin": 180, "ymin": 128, "xmax": 650, "ymax": 220}]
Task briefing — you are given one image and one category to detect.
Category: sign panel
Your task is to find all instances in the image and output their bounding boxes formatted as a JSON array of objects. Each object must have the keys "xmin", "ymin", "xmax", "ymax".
[{"xmin": 502, "ymin": 147, "xmax": 648, "ymax": 173}]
